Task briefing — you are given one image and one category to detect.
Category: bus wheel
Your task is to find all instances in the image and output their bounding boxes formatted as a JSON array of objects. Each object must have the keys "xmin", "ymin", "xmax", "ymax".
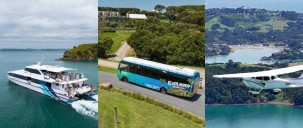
[
  {"xmin": 122, "ymin": 77, "xmax": 128, "ymax": 82},
  {"xmin": 160, "ymin": 88, "xmax": 167, "ymax": 94}
]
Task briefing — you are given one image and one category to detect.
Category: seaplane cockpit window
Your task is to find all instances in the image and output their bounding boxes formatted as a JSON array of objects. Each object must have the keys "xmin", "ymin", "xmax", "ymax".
[
  {"xmin": 263, "ymin": 76, "xmax": 270, "ymax": 81},
  {"xmin": 256, "ymin": 77, "xmax": 263, "ymax": 80},
  {"xmin": 271, "ymin": 76, "xmax": 276, "ymax": 80}
]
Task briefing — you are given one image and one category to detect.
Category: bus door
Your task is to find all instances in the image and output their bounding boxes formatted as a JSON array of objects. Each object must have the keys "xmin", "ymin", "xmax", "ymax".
[{"xmin": 127, "ymin": 64, "xmax": 137, "ymax": 83}]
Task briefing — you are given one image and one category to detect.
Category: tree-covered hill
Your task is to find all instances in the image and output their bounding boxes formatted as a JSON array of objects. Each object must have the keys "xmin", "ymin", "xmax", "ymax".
[
  {"xmin": 206, "ymin": 7, "xmax": 303, "ymax": 57},
  {"xmin": 99, "ymin": 5, "xmax": 205, "ymax": 67},
  {"xmin": 127, "ymin": 5, "xmax": 205, "ymax": 67},
  {"xmin": 62, "ymin": 43, "xmax": 98, "ymax": 61}
]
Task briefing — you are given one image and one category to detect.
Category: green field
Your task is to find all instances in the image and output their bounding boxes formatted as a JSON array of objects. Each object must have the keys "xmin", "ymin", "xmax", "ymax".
[
  {"xmin": 206, "ymin": 17, "xmax": 234, "ymax": 31},
  {"xmin": 98, "ymin": 89, "xmax": 204, "ymax": 128},
  {"xmin": 256, "ymin": 18, "xmax": 289, "ymax": 32},
  {"xmin": 206, "ymin": 17, "xmax": 289, "ymax": 33},
  {"xmin": 98, "ymin": 66, "xmax": 117, "ymax": 74},
  {"xmin": 100, "ymin": 30, "xmax": 135, "ymax": 53}
]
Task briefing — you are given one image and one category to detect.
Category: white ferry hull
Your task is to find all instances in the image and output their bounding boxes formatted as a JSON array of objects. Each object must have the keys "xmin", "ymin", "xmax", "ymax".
[{"xmin": 8, "ymin": 75, "xmax": 72, "ymax": 103}]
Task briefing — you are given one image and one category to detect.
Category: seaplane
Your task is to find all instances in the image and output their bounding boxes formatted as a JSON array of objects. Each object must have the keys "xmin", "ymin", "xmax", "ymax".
[{"xmin": 213, "ymin": 65, "xmax": 303, "ymax": 96}]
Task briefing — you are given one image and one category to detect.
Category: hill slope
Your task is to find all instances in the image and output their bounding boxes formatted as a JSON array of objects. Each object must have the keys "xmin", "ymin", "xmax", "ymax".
[{"xmin": 62, "ymin": 43, "xmax": 98, "ymax": 61}]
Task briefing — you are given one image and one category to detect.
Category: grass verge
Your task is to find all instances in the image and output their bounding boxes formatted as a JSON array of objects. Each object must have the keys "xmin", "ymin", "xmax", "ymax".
[
  {"xmin": 98, "ymin": 87, "xmax": 205, "ymax": 128},
  {"xmin": 98, "ymin": 66, "xmax": 117, "ymax": 74}
]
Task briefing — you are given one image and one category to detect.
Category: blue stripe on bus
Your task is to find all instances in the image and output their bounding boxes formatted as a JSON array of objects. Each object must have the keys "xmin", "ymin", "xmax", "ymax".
[{"xmin": 126, "ymin": 72, "xmax": 192, "ymax": 91}]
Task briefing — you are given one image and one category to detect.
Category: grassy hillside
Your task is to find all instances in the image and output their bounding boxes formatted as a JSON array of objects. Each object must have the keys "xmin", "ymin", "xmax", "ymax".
[
  {"xmin": 98, "ymin": 89, "xmax": 204, "ymax": 128},
  {"xmin": 206, "ymin": 17, "xmax": 289, "ymax": 33},
  {"xmin": 100, "ymin": 30, "xmax": 135, "ymax": 54},
  {"xmin": 62, "ymin": 43, "xmax": 98, "ymax": 61}
]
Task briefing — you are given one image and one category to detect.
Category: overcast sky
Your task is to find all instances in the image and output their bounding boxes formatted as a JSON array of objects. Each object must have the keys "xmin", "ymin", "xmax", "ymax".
[
  {"xmin": 99, "ymin": 0, "xmax": 205, "ymax": 11},
  {"xmin": 206, "ymin": 0, "xmax": 303, "ymax": 12},
  {"xmin": 0, "ymin": 0, "xmax": 97, "ymax": 49}
]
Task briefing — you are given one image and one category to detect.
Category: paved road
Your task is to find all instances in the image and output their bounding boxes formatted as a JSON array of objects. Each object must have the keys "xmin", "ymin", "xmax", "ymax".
[
  {"xmin": 99, "ymin": 71, "xmax": 205, "ymax": 118},
  {"xmin": 98, "ymin": 59, "xmax": 119, "ymax": 69},
  {"xmin": 98, "ymin": 59, "xmax": 205, "ymax": 89}
]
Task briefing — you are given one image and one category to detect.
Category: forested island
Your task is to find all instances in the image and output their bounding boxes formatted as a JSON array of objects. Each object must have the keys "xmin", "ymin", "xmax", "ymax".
[
  {"xmin": 61, "ymin": 44, "xmax": 98, "ymax": 61},
  {"xmin": 0, "ymin": 48, "xmax": 67, "ymax": 51},
  {"xmin": 206, "ymin": 61, "xmax": 303, "ymax": 105},
  {"xmin": 206, "ymin": 7, "xmax": 303, "ymax": 58},
  {"xmin": 99, "ymin": 5, "xmax": 205, "ymax": 67}
]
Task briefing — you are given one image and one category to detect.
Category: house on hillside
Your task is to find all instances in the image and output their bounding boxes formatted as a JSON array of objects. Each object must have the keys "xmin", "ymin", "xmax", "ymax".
[{"xmin": 127, "ymin": 13, "xmax": 147, "ymax": 19}]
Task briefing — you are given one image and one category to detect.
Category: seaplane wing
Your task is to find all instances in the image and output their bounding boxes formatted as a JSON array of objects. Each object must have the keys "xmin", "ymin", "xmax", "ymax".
[
  {"xmin": 288, "ymin": 84, "xmax": 303, "ymax": 88},
  {"xmin": 214, "ymin": 65, "xmax": 303, "ymax": 78}
]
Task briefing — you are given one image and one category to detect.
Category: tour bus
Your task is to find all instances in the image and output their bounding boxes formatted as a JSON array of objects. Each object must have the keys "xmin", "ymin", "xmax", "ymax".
[{"xmin": 117, "ymin": 57, "xmax": 200, "ymax": 97}]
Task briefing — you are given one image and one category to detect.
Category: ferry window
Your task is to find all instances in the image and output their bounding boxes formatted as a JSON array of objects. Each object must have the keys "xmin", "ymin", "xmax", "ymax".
[
  {"xmin": 271, "ymin": 76, "xmax": 276, "ymax": 80},
  {"xmin": 263, "ymin": 76, "xmax": 270, "ymax": 81},
  {"xmin": 256, "ymin": 77, "xmax": 263, "ymax": 80},
  {"xmin": 25, "ymin": 68, "xmax": 41, "ymax": 75},
  {"xmin": 118, "ymin": 62, "xmax": 128, "ymax": 71},
  {"xmin": 46, "ymin": 82, "xmax": 51, "ymax": 87},
  {"xmin": 41, "ymin": 70, "xmax": 47, "ymax": 75},
  {"xmin": 31, "ymin": 78, "xmax": 40, "ymax": 84},
  {"xmin": 13, "ymin": 73, "xmax": 27, "ymax": 81}
]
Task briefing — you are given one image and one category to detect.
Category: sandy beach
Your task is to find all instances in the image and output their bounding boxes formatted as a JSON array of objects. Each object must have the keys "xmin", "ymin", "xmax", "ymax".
[{"xmin": 229, "ymin": 44, "xmax": 285, "ymax": 52}]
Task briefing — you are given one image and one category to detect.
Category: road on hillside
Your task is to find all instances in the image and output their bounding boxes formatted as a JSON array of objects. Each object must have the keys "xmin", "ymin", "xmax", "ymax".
[
  {"xmin": 108, "ymin": 41, "xmax": 131, "ymax": 62},
  {"xmin": 99, "ymin": 71, "xmax": 205, "ymax": 118}
]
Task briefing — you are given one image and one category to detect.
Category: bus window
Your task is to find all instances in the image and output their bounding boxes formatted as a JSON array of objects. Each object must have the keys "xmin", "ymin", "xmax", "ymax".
[
  {"xmin": 169, "ymin": 73, "xmax": 180, "ymax": 83},
  {"xmin": 179, "ymin": 76, "xmax": 190, "ymax": 85},
  {"xmin": 137, "ymin": 66, "xmax": 150, "ymax": 77},
  {"xmin": 159, "ymin": 71, "xmax": 168, "ymax": 81},
  {"xmin": 129, "ymin": 64, "xmax": 137, "ymax": 73},
  {"xmin": 119, "ymin": 62, "xmax": 129, "ymax": 71},
  {"xmin": 149, "ymin": 69, "xmax": 161, "ymax": 80}
]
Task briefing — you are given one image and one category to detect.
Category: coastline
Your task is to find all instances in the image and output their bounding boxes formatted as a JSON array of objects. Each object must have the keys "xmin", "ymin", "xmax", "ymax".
[
  {"xmin": 59, "ymin": 57, "xmax": 97, "ymax": 61},
  {"xmin": 207, "ymin": 44, "xmax": 284, "ymax": 57},
  {"xmin": 229, "ymin": 44, "xmax": 285, "ymax": 52},
  {"xmin": 206, "ymin": 101, "xmax": 294, "ymax": 106}
]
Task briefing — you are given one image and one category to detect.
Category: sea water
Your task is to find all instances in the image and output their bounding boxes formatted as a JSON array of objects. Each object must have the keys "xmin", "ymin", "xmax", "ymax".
[
  {"xmin": 206, "ymin": 104, "xmax": 303, "ymax": 128},
  {"xmin": 0, "ymin": 50, "xmax": 97, "ymax": 128},
  {"xmin": 206, "ymin": 46, "xmax": 279, "ymax": 64}
]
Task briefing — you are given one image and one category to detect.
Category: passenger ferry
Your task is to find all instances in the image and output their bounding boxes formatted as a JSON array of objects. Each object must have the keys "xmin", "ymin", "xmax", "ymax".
[{"xmin": 7, "ymin": 60, "xmax": 96, "ymax": 104}]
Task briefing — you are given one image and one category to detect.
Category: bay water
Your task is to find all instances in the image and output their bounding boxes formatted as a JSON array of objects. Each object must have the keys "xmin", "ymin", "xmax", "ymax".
[
  {"xmin": 206, "ymin": 104, "xmax": 303, "ymax": 128},
  {"xmin": 0, "ymin": 50, "xmax": 97, "ymax": 128}
]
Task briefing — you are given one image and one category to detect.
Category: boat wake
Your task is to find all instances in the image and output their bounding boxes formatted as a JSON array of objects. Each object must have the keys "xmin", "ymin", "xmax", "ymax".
[
  {"xmin": 92, "ymin": 94, "xmax": 98, "ymax": 101},
  {"xmin": 71, "ymin": 100, "xmax": 98, "ymax": 119}
]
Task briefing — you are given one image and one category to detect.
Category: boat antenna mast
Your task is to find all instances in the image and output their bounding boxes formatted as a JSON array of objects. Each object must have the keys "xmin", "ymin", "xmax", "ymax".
[{"xmin": 38, "ymin": 55, "xmax": 45, "ymax": 66}]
